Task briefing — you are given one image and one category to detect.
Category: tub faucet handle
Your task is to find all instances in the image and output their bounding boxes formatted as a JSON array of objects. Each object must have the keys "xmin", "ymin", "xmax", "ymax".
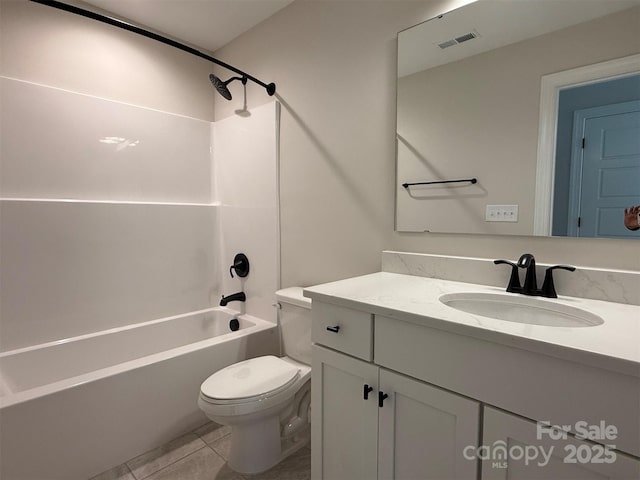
[{"xmin": 229, "ymin": 253, "xmax": 250, "ymax": 278}]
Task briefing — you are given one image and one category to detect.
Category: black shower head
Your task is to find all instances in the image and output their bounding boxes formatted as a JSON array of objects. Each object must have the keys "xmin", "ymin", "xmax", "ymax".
[{"xmin": 209, "ymin": 74, "xmax": 247, "ymax": 101}]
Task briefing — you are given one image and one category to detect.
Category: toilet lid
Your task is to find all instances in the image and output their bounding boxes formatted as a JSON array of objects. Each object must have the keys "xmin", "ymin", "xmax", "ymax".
[{"xmin": 200, "ymin": 356, "xmax": 300, "ymax": 401}]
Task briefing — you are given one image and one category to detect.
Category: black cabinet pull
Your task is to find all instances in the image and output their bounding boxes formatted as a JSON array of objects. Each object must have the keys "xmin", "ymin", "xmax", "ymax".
[
  {"xmin": 378, "ymin": 391, "xmax": 389, "ymax": 407},
  {"xmin": 326, "ymin": 325, "xmax": 340, "ymax": 333},
  {"xmin": 363, "ymin": 384, "xmax": 373, "ymax": 400}
]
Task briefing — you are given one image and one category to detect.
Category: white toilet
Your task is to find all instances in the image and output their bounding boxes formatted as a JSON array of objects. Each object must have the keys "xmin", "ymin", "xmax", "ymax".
[{"xmin": 198, "ymin": 287, "xmax": 312, "ymax": 475}]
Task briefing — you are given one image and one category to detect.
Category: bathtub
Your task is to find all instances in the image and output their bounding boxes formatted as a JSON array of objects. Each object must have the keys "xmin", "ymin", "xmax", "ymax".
[{"xmin": 0, "ymin": 307, "xmax": 278, "ymax": 480}]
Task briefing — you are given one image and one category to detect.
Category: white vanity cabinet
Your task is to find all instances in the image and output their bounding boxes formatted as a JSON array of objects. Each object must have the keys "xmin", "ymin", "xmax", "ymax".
[
  {"xmin": 310, "ymin": 297, "xmax": 640, "ymax": 480},
  {"xmin": 311, "ymin": 344, "xmax": 379, "ymax": 480},
  {"xmin": 377, "ymin": 366, "xmax": 480, "ymax": 480},
  {"xmin": 481, "ymin": 407, "xmax": 640, "ymax": 480},
  {"xmin": 311, "ymin": 303, "xmax": 480, "ymax": 480}
]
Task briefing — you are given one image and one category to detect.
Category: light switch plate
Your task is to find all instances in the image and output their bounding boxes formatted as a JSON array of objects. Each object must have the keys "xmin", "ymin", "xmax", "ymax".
[{"xmin": 486, "ymin": 205, "xmax": 518, "ymax": 222}]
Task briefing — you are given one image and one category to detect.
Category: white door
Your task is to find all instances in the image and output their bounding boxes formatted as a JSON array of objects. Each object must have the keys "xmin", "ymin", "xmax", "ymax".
[
  {"xmin": 377, "ymin": 368, "xmax": 480, "ymax": 480},
  {"xmin": 311, "ymin": 345, "xmax": 379, "ymax": 480},
  {"xmin": 482, "ymin": 407, "xmax": 640, "ymax": 480},
  {"xmin": 569, "ymin": 101, "xmax": 640, "ymax": 237}
]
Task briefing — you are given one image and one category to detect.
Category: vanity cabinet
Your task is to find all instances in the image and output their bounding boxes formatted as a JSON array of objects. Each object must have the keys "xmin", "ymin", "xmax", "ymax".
[
  {"xmin": 311, "ymin": 302, "xmax": 480, "ymax": 480},
  {"xmin": 311, "ymin": 344, "xmax": 379, "ymax": 480},
  {"xmin": 310, "ymin": 298, "xmax": 640, "ymax": 480},
  {"xmin": 376, "ymin": 366, "xmax": 480, "ymax": 480},
  {"xmin": 482, "ymin": 407, "xmax": 640, "ymax": 480},
  {"xmin": 312, "ymin": 345, "xmax": 480, "ymax": 480}
]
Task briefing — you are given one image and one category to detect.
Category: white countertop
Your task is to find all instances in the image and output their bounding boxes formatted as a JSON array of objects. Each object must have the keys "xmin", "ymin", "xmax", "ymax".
[{"xmin": 304, "ymin": 272, "xmax": 640, "ymax": 377}]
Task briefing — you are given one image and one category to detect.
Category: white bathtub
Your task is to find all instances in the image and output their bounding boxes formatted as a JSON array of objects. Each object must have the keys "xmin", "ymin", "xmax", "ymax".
[{"xmin": 0, "ymin": 307, "xmax": 278, "ymax": 480}]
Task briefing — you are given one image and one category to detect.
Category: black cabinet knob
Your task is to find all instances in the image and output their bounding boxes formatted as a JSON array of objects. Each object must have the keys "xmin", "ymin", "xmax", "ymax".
[
  {"xmin": 378, "ymin": 391, "xmax": 389, "ymax": 407},
  {"xmin": 326, "ymin": 325, "xmax": 340, "ymax": 333}
]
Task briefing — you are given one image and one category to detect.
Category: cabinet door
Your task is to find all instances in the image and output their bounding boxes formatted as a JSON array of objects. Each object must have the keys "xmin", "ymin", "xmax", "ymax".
[
  {"xmin": 311, "ymin": 345, "xmax": 379, "ymax": 480},
  {"xmin": 482, "ymin": 407, "xmax": 640, "ymax": 480},
  {"xmin": 377, "ymin": 368, "xmax": 480, "ymax": 480}
]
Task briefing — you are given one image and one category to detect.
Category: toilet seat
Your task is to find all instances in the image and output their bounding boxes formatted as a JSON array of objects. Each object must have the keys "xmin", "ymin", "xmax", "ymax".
[{"xmin": 200, "ymin": 356, "xmax": 300, "ymax": 405}]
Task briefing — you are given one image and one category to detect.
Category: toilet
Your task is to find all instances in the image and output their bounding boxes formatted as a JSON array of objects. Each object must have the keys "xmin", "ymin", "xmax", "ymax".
[{"xmin": 198, "ymin": 287, "xmax": 312, "ymax": 475}]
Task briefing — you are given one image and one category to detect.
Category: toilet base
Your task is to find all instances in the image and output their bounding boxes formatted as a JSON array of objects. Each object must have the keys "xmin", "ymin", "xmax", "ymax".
[
  {"xmin": 228, "ymin": 416, "xmax": 281, "ymax": 474},
  {"xmin": 228, "ymin": 419, "xmax": 309, "ymax": 475},
  {"xmin": 224, "ymin": 381, "xmax": 311, "ymax": 475}
]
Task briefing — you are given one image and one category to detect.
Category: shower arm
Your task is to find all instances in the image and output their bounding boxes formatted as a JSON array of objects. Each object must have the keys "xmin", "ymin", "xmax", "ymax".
[{"xmin": 29, "ymin": 0, "xmax": 276, "ymax": 96}]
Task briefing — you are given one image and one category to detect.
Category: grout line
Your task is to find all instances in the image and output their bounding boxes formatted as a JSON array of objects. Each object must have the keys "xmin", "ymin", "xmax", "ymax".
[
  {"xmin": 122, "ymin": 463, "xmax": 136, "ymax": 480},
  {"xmin": 209, "ymin": 438, "xmax": 230, "ymax": 462},
  {"xmin": 133, "ymin": 445, "xmax": 209, "ymax": 480}
]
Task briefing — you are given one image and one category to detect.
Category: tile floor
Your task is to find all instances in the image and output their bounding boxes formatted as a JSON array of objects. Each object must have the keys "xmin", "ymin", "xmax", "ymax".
[{"xmin": 89, "ymin": 422, "xmax": 311, "ymax": 480}]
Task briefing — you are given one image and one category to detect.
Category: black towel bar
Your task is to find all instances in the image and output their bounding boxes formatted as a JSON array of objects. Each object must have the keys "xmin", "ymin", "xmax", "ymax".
[{"xmin": 402, "ymin": 178, "xmax": 477, "ymax": 189}]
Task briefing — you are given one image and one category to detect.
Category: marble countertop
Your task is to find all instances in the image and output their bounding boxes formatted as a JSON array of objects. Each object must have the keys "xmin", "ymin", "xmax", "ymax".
[{"xmin": 304, "ymin": 272, "xmax": 640, "ymax": 377}]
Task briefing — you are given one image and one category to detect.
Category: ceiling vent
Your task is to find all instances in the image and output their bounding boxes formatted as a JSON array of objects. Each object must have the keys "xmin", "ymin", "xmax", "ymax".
[{"xmin": 437, "ymin": 30, "xmax": 480, "ymax": 49}]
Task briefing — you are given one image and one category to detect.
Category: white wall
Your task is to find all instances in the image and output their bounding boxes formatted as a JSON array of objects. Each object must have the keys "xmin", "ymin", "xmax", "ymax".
[
  {"xmin": 213, "ymin": 0, "xmax": 640, "ymax": 288},
  {"xmin": 0, "ymin": 0, "xmax": 215, "ymax": 120}
]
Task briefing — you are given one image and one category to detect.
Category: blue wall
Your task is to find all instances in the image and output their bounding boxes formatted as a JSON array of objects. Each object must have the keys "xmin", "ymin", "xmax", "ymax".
[{"xmin": 552, "ymin": 74, "xmax": 640, "ymax": 236}]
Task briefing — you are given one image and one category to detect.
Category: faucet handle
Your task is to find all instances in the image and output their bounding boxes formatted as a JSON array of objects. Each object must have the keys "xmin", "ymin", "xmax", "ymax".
[
  {"xmin": 229, "ymin": 253, "xmax": 250, "ymax": 278},
  {"xmin": 494, "ymin": 259, "xmax": 522, "ymax": 293},
  {"xmin": 541, "ymin": 265, "xmax": 576, "ymax": 298}
]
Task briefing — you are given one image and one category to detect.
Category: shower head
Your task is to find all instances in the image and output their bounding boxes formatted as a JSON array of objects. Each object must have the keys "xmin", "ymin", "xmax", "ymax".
[{"xmin": 209, "ymin": 74, "xmax": 247, "ymax": 101}]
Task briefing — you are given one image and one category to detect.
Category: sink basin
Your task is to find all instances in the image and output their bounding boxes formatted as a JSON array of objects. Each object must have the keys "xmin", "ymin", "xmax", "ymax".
[{"xmin": 439, "ymin": 292, "xmax": 604, "ymax": 327}]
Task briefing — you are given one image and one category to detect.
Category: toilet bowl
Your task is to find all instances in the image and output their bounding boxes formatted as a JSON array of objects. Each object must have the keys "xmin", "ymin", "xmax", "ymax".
[{"xmin": 198, "ymin": 287, "xmax": 312, "ymax": 475}]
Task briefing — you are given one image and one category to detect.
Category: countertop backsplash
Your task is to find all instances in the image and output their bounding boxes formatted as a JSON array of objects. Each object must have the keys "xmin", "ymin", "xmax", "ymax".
[{"xmin": 382, "ymin": 251, "xmax": 640, "ymax": 306}]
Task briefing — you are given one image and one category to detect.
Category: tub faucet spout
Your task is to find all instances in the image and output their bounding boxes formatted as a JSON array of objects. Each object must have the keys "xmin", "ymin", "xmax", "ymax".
[{"xmin": 220, "ymin": 292, "xmax": 246, "ymax": 306}]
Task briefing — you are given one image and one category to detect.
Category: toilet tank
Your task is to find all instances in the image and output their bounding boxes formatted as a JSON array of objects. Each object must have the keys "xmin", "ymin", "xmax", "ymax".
[{"xmin": 276, "ymin": 287, "xmax": 312, "ymax": 365}]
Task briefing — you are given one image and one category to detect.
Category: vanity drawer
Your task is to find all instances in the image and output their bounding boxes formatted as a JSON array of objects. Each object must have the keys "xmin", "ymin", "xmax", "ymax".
[{"xmin": 312, "ymin": 301, "xmax": 373, "ymax": 361}]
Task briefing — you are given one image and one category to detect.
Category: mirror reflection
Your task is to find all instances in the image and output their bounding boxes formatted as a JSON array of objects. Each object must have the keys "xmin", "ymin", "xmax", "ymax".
[{"xmin": 396, "ymin": 0, "xmax": 640, "ymax": 238}]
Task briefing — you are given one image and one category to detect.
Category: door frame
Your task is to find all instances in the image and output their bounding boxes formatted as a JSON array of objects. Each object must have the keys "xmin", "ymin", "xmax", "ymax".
[{"xmin": 533, "ymin": 53, "xmax": 640, "ymax": 236}]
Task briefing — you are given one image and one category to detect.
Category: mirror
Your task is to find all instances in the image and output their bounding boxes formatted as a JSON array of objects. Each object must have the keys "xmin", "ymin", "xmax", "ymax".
[{"xmin": 396, "ymin": 0, "xmax": 640, "ymax": 238}]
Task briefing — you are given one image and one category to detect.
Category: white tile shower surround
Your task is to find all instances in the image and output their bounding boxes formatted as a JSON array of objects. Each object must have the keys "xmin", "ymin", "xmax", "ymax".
[
  {"xmin": 0, "ymin": 77, "xmax": 212, "ymax": 203},
  {"xmin": 90, "ymin": 422, "xmax": 311, "ymax": 480},
  {"xmin": 0, "ymin": 200, "xmax": 217, "ymax": 351},
  {"xmin": 0, "ymin": 77, "xmax": 281, "ymax": 350},
  {"xmin": 214, "ymin": 102, "xmax": 280, "ymax": 324}
]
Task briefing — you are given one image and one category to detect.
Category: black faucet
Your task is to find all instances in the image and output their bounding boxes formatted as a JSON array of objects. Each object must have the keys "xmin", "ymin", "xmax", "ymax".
[
  {"xmin": 517, "ymin": 253, "xmax": 538, "ymax": 295},
  {"xmin": 220, "ymin": 292, "xmax": 246, "ymax": 306},
  {"xmin": 494, "ymin": 253, "xmax": 575, "ymax": 298}
]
